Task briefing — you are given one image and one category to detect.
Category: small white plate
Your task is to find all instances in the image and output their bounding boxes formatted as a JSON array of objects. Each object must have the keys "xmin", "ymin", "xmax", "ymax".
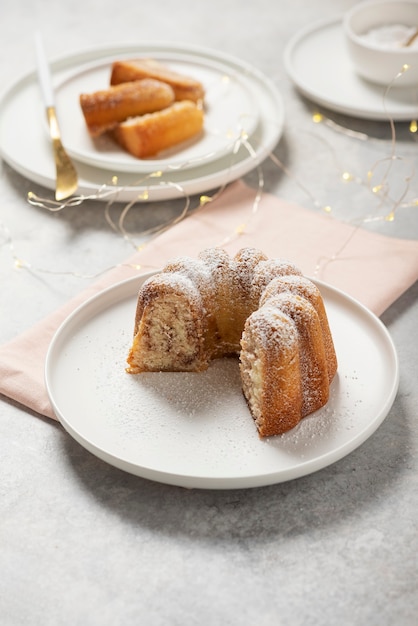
[
  {"xmin": 284, "ymin": 17, "xmax": 418, "ymax": 121},
  {"xmin": 45, "ymin": 273, "xmax": 399, "ymax": 490},
  {"xmin": 55, "ymin": 53, "xmax": 259, "ymax": 173},
  {"xmin": 0, "ymin": 42, "xmax": 283, "ymax": 202}
]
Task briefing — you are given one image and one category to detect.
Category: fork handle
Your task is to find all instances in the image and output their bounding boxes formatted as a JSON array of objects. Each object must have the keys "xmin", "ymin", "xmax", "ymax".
[
  {"xmin": 34, "ymin": 31, "xmax": 55, "ymax": 108},
  {"xmin": 46, "ymin": 106, "xmax": 61, "ymax": 141}
]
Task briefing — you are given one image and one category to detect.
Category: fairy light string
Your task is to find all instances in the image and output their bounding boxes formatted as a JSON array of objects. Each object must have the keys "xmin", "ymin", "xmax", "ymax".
[{"xmin": 2, "ymin": 66, "xmax": 417, "ymax": 283}]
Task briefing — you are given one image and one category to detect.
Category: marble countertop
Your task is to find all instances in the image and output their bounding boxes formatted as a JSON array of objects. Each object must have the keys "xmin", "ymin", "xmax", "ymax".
[{"xmin": 1, "ymin": 1, "xmax": 417, "ymax": 624}]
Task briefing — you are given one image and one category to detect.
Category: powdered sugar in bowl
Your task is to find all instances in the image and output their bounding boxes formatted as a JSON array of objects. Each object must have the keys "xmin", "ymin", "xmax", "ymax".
[{"xmin": 344, "ymin": 0, "xmax": 418, "ymax": 87}]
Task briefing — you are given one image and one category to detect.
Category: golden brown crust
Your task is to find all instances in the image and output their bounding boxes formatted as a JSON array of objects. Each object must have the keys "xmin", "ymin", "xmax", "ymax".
[
  {"xmin": 240, "ymin": 306, "xmax": 303, "ymax": 436},
  {"xmin": 79, "ymin": 78, "xmax": 175, "ymax": 137},
  {"xmin": 110, "ymin": 58, "xmax": 205, "ymax": 103},
  {"xmin": 241, "ymin": 292, "xmax": 331, "ymax": 437},
  {"xmin": 112, "ymin": 100, "xmax": 204, "ymax": 158},
  {"xmin": 260, "ymin": 275, "xmax": 338, "ymax": 382}
]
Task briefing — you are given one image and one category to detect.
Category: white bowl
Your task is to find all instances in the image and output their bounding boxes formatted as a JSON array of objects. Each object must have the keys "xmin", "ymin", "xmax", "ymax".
[{"xmin": 344, "ymin": 0, "xmax": 418, "ymax": 87}]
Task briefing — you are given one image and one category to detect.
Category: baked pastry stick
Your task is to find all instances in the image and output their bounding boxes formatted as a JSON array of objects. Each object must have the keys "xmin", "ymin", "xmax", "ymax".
[
  {"xmin": 79, "ymin": 78, "xmax": 175, "ymax": 137},
  {"xmin": 112, "ymin": 100, "xmax": 204, "ymax": 158},
  {"xmin": 110, "ymin": 58, "xmax": 205, "ymax": 103}
]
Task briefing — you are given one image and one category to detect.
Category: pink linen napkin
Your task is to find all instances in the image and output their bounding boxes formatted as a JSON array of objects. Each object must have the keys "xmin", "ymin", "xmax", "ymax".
[{"xmin": 1, "ymin": 180, "xmax": 418, "ymax": 420}]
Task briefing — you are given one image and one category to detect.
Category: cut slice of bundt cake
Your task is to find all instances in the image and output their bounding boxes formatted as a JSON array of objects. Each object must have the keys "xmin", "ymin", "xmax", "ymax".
[{"xmin": 126, "ymin": 248, "xmax": 337, "ymax": 436}]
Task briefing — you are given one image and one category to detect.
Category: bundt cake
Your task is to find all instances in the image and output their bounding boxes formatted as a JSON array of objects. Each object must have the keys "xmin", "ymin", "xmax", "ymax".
[{"xmin": 126, "ymin": 248, "xmax": 337, "ymax": 437}]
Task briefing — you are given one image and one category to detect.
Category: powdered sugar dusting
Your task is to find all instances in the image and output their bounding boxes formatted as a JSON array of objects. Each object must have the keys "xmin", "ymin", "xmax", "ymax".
[
  {"xmin": 130, "ymin": 247, "xmax": 338, "ymax": 439},
  {"xmin": 46, "ymin": 272, "xmax": 397, "ymax": 487}
]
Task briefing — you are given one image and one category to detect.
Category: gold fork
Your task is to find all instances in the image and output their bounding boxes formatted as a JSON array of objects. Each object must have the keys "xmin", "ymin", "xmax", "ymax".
[
  {"xmin": 35, "ymin": 33, "xmax": 78, "ymax": 201},
  {"xmin": 404, "ymin": 27, "xmax": 418, "ymax": 47}
]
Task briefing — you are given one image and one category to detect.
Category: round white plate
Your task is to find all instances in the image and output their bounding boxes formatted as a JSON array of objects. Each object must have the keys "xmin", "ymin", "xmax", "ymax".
[
  {"xmin": 56, "ymin": 54, "xmax": 259, "ymax": 173},
  {"xmin": 284, "ymin": 17, "xmax": 418, "ymax": 121},
  {"xmin": 0, "ymin": 42, "xmax": 283, "ymax": 202},
  {"xmin": 45, "ymin": 273, "xmax": 399, "ymax": 490}
]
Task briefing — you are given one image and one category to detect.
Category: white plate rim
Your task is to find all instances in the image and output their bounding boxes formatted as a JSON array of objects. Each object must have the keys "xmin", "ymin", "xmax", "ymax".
[
  {"xmin": 284, "ymin": 16, "xmax": 418, "ymax": 121},
  {"xmin": 0, "ymin": 41, "xmax": 284, "ymax": 202},
  {"xmin": 45, "ymin": 272, "xmax": 399, "ymax": 490}
]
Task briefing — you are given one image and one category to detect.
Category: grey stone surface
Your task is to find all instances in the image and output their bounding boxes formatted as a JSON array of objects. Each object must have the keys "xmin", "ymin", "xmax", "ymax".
[{"xmin": 1, "ymin": 1, "xmax": 417, "ymax": 624}]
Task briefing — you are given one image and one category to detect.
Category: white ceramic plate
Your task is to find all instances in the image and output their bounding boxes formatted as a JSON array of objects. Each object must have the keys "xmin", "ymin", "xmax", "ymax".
[
  {"xmin": 56, "ymin": 54, "xmax": 259, "ymax": 173},
  {"xmin": 0, "ymin": 42, "xmax": 283, "ymax": 202},
  {"xmin": 284, "ymin": 17, "xmax": 418, "ymax": 121},
  {"xmin": 45, "ymin": 273, "xmax": 399, "ymax": 490}
]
